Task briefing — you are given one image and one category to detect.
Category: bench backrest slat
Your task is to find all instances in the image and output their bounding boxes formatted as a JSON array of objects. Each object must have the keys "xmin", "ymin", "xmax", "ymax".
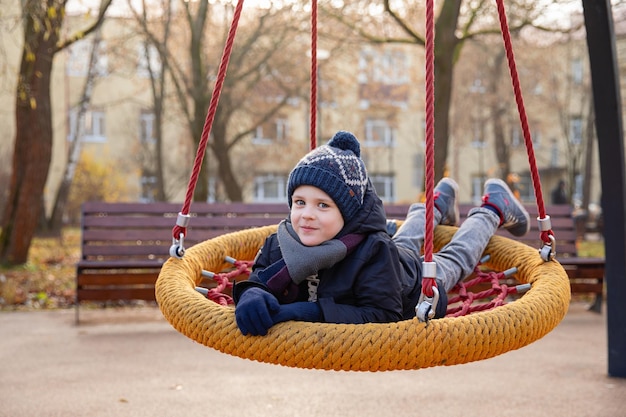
[{"xmin": 79, "ymin": 202, "xmax": 579, "ymax": 265}]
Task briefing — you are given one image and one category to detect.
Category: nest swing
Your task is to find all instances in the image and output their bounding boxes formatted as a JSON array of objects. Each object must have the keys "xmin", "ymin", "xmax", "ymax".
[{"xmin": 155, "ymin": 0, "xmax": 570, "ymax": 371}]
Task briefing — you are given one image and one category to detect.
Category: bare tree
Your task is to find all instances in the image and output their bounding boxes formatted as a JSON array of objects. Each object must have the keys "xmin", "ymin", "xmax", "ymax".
[
  {"xmin": 0, "ymin": 0, "xmax": 112, "ymax": 265},
  {"xmin": 131, "ymin": 1, "xmax": 312, "ymax": 202},
  {"xmin": 127, "ymin": 0, "xmax": 173, "ymax": 202},
  {"xmin": 139, "ymin": 41, "xmax": 168, "ymax": 201},
  {"xmin": 48, "ymin": 27, "xmax": 103, "ymax": 232},
  {"xmin": 325, "ymin": 0, "xmax": 577, "ymax": 183}
]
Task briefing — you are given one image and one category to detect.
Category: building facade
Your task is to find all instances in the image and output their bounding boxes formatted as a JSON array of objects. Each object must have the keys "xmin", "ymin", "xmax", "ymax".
[{"xmin": 1, "ymin": 5, "xmax": 618, "ymax": 222}]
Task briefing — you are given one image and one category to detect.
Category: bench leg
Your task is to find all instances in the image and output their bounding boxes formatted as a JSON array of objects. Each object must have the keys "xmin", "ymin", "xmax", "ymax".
[{"xmin": 588, "ymin": 294, "xmax": 603, "ymax": 313}]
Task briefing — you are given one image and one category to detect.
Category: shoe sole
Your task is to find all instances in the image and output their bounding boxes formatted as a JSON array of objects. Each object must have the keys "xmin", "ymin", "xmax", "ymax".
[
  {"xmin": 437, "ymin": 178, "xmax": 460, "ymax": 226},
  {"xmin": 484, "ymin": 178, "xmax": 530, "ymax": 236}
]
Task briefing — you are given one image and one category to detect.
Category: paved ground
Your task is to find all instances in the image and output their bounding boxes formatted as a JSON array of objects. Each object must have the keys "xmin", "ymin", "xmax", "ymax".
[{"xmin": 1, "ymin": 301, "xmax": 625, "ymax": 417}]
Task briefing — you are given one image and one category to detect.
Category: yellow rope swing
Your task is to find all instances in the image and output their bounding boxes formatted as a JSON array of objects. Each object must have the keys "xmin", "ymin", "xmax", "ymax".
[
  {"xmin": 155, "ymin": 0, "xmax": 570, "ymax": 371},
  {"xmin": 156, "ymin": 225, "xmax": 570, "ymax": 371}
]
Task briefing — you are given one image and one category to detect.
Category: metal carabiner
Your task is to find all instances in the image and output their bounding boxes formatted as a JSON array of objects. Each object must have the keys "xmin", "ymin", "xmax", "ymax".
[
  {"xmin": 169, "ymin": 213, "xmax": 192, "ymax": 259},
  {"xmin": 538, "ymin": 234, "xmax": 556, "ymax": 262},
  {"xmin": 169, "ymin": 232, "xmax": 186, "ymax": 259},
  {"xmin": 416, "ymin": 285, "xmax": 440, "ymax": 323}
]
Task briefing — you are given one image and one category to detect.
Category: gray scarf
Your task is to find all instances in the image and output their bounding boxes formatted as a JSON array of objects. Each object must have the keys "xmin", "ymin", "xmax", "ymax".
[{"xmin": 265, "ymin": 221, "xmax": 365, "ymax": 302}]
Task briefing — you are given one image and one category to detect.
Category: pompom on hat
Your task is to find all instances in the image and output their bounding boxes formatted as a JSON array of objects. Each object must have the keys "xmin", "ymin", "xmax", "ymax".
[{"xmin": 287, "ymin": 131, "xmax": 369, "ymax": 219}]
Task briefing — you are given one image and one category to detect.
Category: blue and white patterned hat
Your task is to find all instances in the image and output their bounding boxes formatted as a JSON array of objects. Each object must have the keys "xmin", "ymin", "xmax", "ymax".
[{"xmin": 287, "ymin": 131, "xmax": 368, "ymax": 219}]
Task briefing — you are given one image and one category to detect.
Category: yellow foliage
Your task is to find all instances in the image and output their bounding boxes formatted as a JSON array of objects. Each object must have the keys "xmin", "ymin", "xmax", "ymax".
[
  {"xmin": 48, "ymin": 7, "xmax": 57, "ymax": 19},
  {"xmin": 30, "ymin": 98, "xmax": 37, "ymax": 109},
  {"xmin": 66, "ymin": 151, "xmax": 133, "ymax": 223}
]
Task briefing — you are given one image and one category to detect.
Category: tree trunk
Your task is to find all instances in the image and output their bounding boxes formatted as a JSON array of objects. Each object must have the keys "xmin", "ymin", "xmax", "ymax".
[
  {"xmin": 0, "ymin": 9, "xmax": 58, "ymax": 264},
  {"xmin": 188, "ymin": 0, "xmax": 211, "ymax": 203},
  {"xmin": 582, "ymin": 98, "xmax": 595, "ymax": 210},
  {"xmin": 191, "ymin": 102, "xmax": 210, "ymax": 202},
  {"xmin": 490, "ymin": 50, "xmax": 510, "ymax": 179},
  {"xmin": 433, "ymin": 0, "xmax": 462, "ymax": 183},
  {"xmin": 211, "ymin": 110, "xmax": 243, "ymax": 202},
  {"xmin": 154, "ymin": 98, "xmax": 167, "ymax": 201}
]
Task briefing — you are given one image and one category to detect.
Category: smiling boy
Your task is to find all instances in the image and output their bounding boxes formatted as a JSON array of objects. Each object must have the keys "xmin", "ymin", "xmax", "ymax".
[{"xmin": 233, "ymin": 131, "xmax": 530, "ymax": 336}]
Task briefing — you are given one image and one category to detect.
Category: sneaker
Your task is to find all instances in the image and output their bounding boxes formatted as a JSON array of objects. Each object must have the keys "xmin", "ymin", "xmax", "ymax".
[
  {"xmin": 482, "ymin": 178, "xmax": 530, "ymax": 236},
  {"xmin": 434, "ymin": 178, "xmax": 459, "ymax": 226}
]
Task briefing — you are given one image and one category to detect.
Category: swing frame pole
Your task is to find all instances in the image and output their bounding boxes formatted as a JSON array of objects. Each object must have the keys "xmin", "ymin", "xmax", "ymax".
[{"xmin": 583, "ymin": 0, "xmax": 626, "ymax": 378}]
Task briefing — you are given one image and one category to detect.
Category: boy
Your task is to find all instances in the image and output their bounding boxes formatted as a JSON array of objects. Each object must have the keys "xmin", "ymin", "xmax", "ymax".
[{"xmin": 234, "ymin": 131, "xmax": 530, "ymax": 336}]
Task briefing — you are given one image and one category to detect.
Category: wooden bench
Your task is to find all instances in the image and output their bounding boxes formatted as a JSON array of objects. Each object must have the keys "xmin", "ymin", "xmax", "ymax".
[
  {"xmin": 75, "ymin": 201, "xmax": 292, "ymax": 323},
  {"xmin": 466, "ymin": 203, "xmax": 604, "ymax": 311},
  {"xmin": 387, "ymin": 203, "xmax": 604, "ymax": 311},
  {"xmin": 76, "ymin": 201, "xmax": 605, "ymax": 322}
]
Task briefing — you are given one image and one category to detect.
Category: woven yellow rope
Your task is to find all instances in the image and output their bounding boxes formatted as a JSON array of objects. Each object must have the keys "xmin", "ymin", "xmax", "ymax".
[{"xmin": 156, "ymin": 225, "xmax": 570, "ymax": 371}]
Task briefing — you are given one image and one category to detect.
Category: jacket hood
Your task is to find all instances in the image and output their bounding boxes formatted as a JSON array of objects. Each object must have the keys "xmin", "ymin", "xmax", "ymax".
[{"xmin": 337, "ymin": 180, "xmax": 387, "ymax": 237}]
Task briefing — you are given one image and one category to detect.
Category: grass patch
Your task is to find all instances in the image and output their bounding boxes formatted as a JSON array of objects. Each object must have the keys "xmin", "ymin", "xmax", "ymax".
[
  {"xmin": 0, "ymin": 228, "xmax": 80, "ymax": 310},
  {"xmin": 577, "ymin": 239, "xmax": 605, "ymax": 258}
]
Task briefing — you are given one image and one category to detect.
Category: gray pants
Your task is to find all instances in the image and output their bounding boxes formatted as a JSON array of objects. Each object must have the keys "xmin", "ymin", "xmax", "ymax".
[{"xmin": 392, "ymin": 204, "xmax": 500, "ymax": 292}]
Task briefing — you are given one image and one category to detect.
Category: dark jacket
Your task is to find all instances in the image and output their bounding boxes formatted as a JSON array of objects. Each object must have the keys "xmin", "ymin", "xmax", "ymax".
[{"xmin": 236, "ymin": 182, "xmax": 447, "ymax": 323}]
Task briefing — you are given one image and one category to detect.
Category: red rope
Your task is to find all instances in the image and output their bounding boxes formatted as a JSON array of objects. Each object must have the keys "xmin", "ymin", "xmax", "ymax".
[
  {"xmin": 421, "ymin": 0, "xmax": 436, "ymax": 297},
  {"xmin": 172, "ymin": 0, "xmax": 245, "ymax": 241},
  {"xmin": 495, "ymin": 0, "xmax": 553, "ymax": 245},
  {"xmin": 310, "ymin": 0, "xmax": 318, "ymax": 151}
]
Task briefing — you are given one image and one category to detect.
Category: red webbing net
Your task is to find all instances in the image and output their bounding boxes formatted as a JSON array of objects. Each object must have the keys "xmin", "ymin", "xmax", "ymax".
[{"xmin": 196, "ymin": 255, "xmax": 529, "ymax": 317}]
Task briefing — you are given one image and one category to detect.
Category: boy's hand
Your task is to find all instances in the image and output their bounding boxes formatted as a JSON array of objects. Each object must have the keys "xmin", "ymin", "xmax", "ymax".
[
  {"xmin": 235, "ymin": 288, "xmax": 280, "ymax": 336},
  {"xmin": 272, "ymin": 302, "xmax": 322, "ymax": 325}
]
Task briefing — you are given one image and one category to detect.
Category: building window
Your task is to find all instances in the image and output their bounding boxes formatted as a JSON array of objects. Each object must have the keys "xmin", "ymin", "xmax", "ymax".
[
  {"xmin": 137, "ymin": 43, "xmax": 162, "ymax": 78},
  {"xmin": 358, "ymin": 48, "xmax": 409, "ymax": 85},
  {"xmin": 571, "ymin": 58, "xmax": 584, "ymax": 85},
  {"xmin": 569, "ymin": 116, "xmax": 583, "ymax": 145},
  {"xmin": 511, "ymin": 126, "xmax": 521, "ymax": 147},
  {"xmin": 140, "ymin": 111, "xmax": 156, "ymax": 144},
  {"xmin": 531, "ymin": 125, "xmax": 541, "ymax": 149},
  {"xmin": 364, "ymin": 119, "xmax": 395, "ymax": 146},
  {"xmin": 471, "ymin": 118, "xmax": 486, "ymax": 148},
  {"xmin": 66, "ymin": 39, "xmax": 108, "ymax": 77},
  {"xmin": 252, "ymin": 118, "xmax": 290, "ymax": 144},
  {"xmin": 469, "ymin": 77, "xmax": 486, "ymax": 94},
  {"xmin": 254, "ymin": 174, "xmax": 287, "ymax": 202},
  {"xmin": 207, "ymin": 177, "xmax": 217, "ymax": 203},
  {"xmin": 413, "ymin": 153, "xmax": 424, "ymax": 189},
  {"xmin": 516, "ymin": 175, "xmax": 534, "ymax": 203},
  {"xmin": 68, "ymin": 108, "xmax": 107, "ymax": 143},
  {"xmin": 550, "ymin": 138, "xmax": 559, "ymax": 167},
  {"xmin": 573, "ymin": 173, "xmax": 584, "ymax": 207},
  {"xmin": 370, "ymin": 174, "xmax": 395, "ymax": 203},
  {"xmin": 275, "ymin": 118, "xmax": 289, "ymax": 141},
  {"xmin": 471, "ymin": 175, "xmax": 485, "ymax": 206},
  {"xmin": 358, "ymin": 48, "xmax": 409, "ymax": 108},
  {"xmin": 140, "ymin": 175, "xmax": 158, "ymax": 203}
]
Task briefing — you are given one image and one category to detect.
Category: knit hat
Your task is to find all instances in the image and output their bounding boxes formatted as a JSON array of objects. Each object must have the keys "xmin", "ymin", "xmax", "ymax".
[{"xmin": 287, "ymin": 131, "xmax": 368, "ymax": 219}]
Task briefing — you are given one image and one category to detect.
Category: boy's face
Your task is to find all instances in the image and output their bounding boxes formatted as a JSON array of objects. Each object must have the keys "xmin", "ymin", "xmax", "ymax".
[{"xmin": 290, "ymin": 185, "xmax": 344, "ymax": 246}]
